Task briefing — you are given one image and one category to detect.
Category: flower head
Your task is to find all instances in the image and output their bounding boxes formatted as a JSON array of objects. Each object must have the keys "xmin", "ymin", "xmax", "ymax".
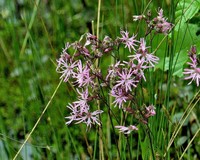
[
  {"xmin": 115, "ymin": 68, "xmax": 138, "ymax": 92},
  {"xmin": 119, "ymin": 30, "xmax": 138, "ymax": 52},
  {"xmin": 73, "ymin": 88, "xmax": 90, "ymax": 113},
  {"xmin": 110, "ymin": 87, "xmax": 129, "ymax": 108},
  {"xmin": 183, "ymin": 46, "xmax": 200, "ymax": 86},
  {"xmin": 75, "ymin": 110, "xmax": 103, "ymax": 130},
  {"xmin": 115, "ymin": 125, "xmax": 138, "ymax": 134},
  {"xmin": 144, "ymin": 105, "xmax": 156, "ymax": 118},
  {"xmin": 133, "ymin": 15, "xmax": 145, "ymax": 21},
  {"xmin": 73, "ymin": 61, "xmax": 94, "ymax": 87},
  {"xmin": 65, "ymin": 102, "xmax": 103, "ymax": 130},
  {"xmin": 56, "ymin": 53, "xmax": 78, "ymax": 82},
  {"xmin": 129, "ymin": 38, "xmax": 159, "ymax": 67},
  {"xmin": 106, "ymin": 61, "xmax": 122, "ymax": 81},
  {"xmin": 153, "ymin": 8, "xmax": 172, "ymax": 35},
  {"xmin": 183, "ymin": 66, "xmax": 200, "ymax": 86}
]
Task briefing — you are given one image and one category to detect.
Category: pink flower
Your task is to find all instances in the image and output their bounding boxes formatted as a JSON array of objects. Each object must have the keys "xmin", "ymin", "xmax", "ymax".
[
  {"xmin": 75, "ymin": 110, "xmax": 103, "ymax": 130},
  {"xmin": 115, "ymin": 68, "xmax": 138, "ymax": 92},
  {"xmin": 65, "ymin": 103, "xmax": 80, "ymax": 125},
  {"xmin": 119, "ymin": 30, "xmax": 138, "ymax": 52},
  {"xmin": 183, "ymin": 65, "xmax": 200, "ymax": 86},
  {"xmin": 110, "ymin": 87, "xmax": 129, "ymax": 108},
  {"xmin": 144, "ymin": 105, "xmax": 156, "ymax": 118},
  {"xmin": 115, "ymin": 125, "xmax": 138, "ymax": 134},
  {"xmin": 183, "ymin": 46, "xmax": 200, "ymax": 86},
  {"xmin": 129, "ymin": 38, "xmax": 159, "ymax": 67},
  {"xmin": 74, "ymin": 61, "xmax": 94, "ymax": 87},
  {"xmin": 65, "ymin": 103, "xmax": 103, "ymax": 130},
  {"xmin": 133, "ymin": 15, "xmax": 145, "ymax": 21},
  {"xmin": 153, "ymin": 8, "xmax": 172, "ymax": 35},
  {"xmin": 125, "ymin": 59, "xmax": 148, "ymax": 81},
  {"xmin": 106, "ymin": 61, "xmax": 122, "ymax": 81},
  {"xmin": 56, "ymin": 53, "xmax": 78, "ymax": 82},
  {"xmin": 73, "ymin": 88, "xmax": 90, "ymax": 114}
]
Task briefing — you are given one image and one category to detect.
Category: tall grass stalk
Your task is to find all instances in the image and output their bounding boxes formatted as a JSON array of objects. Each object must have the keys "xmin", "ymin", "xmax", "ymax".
[
  {"xmin": 96, "ymin": 1, "xmax": 105, "ymax": 160},
  {"xmin": 165, "ymin": 90, "xmax": 200, "ymax": 157},
  {"xmin": 180, "ymin": 126, "xmax": 200, "ymax": 159},
  {"xmin": 13, "ymin": 79, "xmax": 63, "ymax": 160}
]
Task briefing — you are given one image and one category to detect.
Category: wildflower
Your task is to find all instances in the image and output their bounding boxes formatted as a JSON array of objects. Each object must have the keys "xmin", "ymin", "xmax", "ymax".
[
  {"xmin": 188, "ymin": 45, "xmax": 197, "ymax": 57},
  {"xmin": 106, "ymin": 61, "xmax": 122, "ymax": 81},
  {"xmin": 73, "ymin": 42, "xmax": 91, "ymax": 57},
  {"xmin": 65, "ymin": 103, "xmax": 80, "ymax": 125},
  {"xmin": 75, "ymin": 110, "xmax": 103, "ymax": 130},
  {"xmin": 56, "ymin": 53, "xmax": 78, "ymax": 82},
  {"xmin": 183, "ymin": 46, "xmax": 200, "ymax": 86},
  {"xmin": 183, "ymin": 57, "xmax": 200, "ymax": 86},
  {"xmin": 129, "ymin": 38, "xmax": 159, "ymax": 67},
  {"xmin": 119, "ymin": 30, "xmax": 138, "ymax": 52},
  {"xmin": 73, "ymin": 88, "xmax": 90, "ymax": 113},
  {"xmin": 115, "ymin": 68, "xmax": 137, "ymax": 92},
  {"xmin": 74, "ymin": 61, "xmax": 94, "ymax": 87},
  {"xmin": 153, "ymin": 8, "xmax": 172, "ymax": 34},
  {"xmin": 85, "ymin": 33, "xmax": 98, "ymax": 46},
  {"xmin": 61, "ymin": 42, "xmax": 71, "ymax": 55},
  {"xmin": 125, "ymin": 59, "xmax": 148, "ymax": 81},
  {"xmin": 144, "ymin": 105, "xmax": 156, "ymax": 118},
  {"xmin": 110, "ymin": 87, "xmax": 129, "ymax": 108},
  {"xmin": 102, "ymin": 36, "xmax": 113, "ymax": 53},
  {"xmin": 65, "ymin": 102, "xmax": 103, "ymax": 130},
  {"xmin": 133, "ymin": 15, "xmax": 145, "ymax": 21},
  {"xmin": 115, "ymin": 125, "xmax": 138, "ymax": 134}
]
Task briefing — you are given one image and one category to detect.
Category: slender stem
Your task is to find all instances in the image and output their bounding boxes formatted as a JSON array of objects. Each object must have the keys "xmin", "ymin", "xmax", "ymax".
[
  {"xmin": 179, "ymin": 127, "xmax": 200, "ymax": 160},
  {"xmin": 13, "ymin": 79, "xmax": 63, "ymax": 160},
  {"xmin": 96, "ymin": 1, "xmax": 104, "ymax": 159},
  {"xmin": 97, "ymin": 0, "xmax": 101, "ymax": 38}
]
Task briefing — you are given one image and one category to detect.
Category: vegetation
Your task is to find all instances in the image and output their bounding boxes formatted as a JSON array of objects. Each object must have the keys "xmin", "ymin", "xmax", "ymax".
[{"xmin": 0, "ymin": 0, "xmax": 200, "ymax": 159}]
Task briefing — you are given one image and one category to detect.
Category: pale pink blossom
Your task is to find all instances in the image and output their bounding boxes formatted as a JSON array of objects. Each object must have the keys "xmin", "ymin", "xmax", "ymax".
[
  {"xmin": 125, "ymin": 59, "xmax": 148, "ymax": 81},
  {"xmin": 74, "ymin": 61, "xmax": 94, "ymax": 87},
  {"xmin": 184, "ymin": 65, "xmax": 200, "ymax": 86},
  {"xmin": 129, "ymin": 38, "xmax": 159, "ymax": 67},
  {"xmin": 115, "ymin": 125, "xmax": 138, "ymax": 134},
  {"xmin": 56, "ymin": 54, "xmax": 78, "ymax": 82},
  {"xmin": 75, "ymin": 110, "xmax": 103, "ymax": 130},
  {"xmin": 183, "ymin": 46, "xmax": 200, "ymax": 86},
  {"xmin": 110, "ymin": 87, "xmax": 129, "ymax": 108},
  {"xmin": 65, "ymin": 103, "xmax": 80, "ymax": 125},
  {"xmin": 133, "ymin": 15, "xmax": 145, "ymax": 21},
  {"xmin": 115, "ymin": 68, "xmax": 137, "ymax": 92},
  {"xmin": 106, "ymin": 61, "xmax": 122, "ymax": 81},
  {"xmin": 153, "ymin": 8, "xmax": 172, "ymax": 35},
  {"xmin": 144, "ymin": 105, "xmax": 156, "ymax": 118},
  {"xmin": 73, "ymin": 88, "xmax": 90, "ymax": 114},
  {"xmin": 119, "ymin": 30, "xmax": 138, "ymax": 52}
]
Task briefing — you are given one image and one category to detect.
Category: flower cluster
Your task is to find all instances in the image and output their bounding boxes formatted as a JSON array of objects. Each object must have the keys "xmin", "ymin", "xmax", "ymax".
[
  {"xmin": 133, "ymin": 8, "xmax": 173, "ymax": 35},
  {"xmin": 56, "ymin": 8, "xmax": 171, "ymax": 133},
  {"xmin": 152, "ymin": 8, "xmax": 172, "ymax": 35},
  {"xmin": 183, "ymin": 46, "xmax": 200, "ymax": 86}
]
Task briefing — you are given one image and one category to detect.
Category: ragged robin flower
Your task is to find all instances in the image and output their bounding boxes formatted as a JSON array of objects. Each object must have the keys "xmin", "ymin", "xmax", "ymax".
[{"xmin": 183, "ymin": 46, "xmax": 200, "ymax": 86}]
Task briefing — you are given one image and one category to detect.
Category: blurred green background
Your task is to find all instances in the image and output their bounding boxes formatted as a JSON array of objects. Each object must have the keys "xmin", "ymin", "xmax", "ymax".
[{"xmin": 0, "ymin": 0, "xmax": 200, "ymax": 159}]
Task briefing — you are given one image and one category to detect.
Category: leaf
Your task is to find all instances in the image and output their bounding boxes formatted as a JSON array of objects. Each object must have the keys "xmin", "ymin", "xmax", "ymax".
[
  {"xmin": 177, "ymin": 136, "xmax": 188, "ymax": 147},
  {"xmin": 175, "ymin": 0, "xmax": 200, "ymax": 31},
  {"xmin": 172, "ymin": 49, "xmax": 188, "ymax": 77},
  {"xmin": 156, "ymin": 19, "xmax": 200, "ymax": 77},
  {"xmin": 172, "ymin": 112, "xmax": 189, "ymax": 126},
  {"xmin": 156, "ymin": 48, "xmax": 188, "ymax": 77}
]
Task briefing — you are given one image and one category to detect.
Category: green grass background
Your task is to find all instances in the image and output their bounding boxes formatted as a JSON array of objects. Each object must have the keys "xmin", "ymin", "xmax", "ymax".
[{"xmin": 0, "ymin": 0, "xmax": 200, "ymax": 159}]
